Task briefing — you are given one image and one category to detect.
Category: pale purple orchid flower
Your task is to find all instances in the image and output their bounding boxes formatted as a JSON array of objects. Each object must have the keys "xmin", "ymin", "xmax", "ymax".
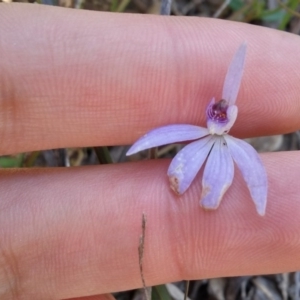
[{"xmin": 127, "ymin": 44, "xmax": 268, "ymax": 216}]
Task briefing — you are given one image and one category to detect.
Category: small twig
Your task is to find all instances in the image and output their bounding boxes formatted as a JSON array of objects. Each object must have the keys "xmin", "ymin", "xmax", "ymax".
[
  {"xmin": 213, "ymin": 0, "xmax": 231, "ymax": 18},
  {"xmin": 157, "ymin": 144, "xmax": 176, "ymax": 157},
  {"xmin": 138, "ymin": 213, "xmax": 151, "ymax": 300},
  {"xmin": 277, "ymin": 0, "xmax": 300, "ymax": 18},
  {"xmin": 23, "ymin": 151, "xmax": 40, "ymax": 168},
  {"xmin": 184, "ymin": 280, "xmax": 190, "ymax": 300},
  {"xmin": 160, "ymin": 0, "xmax": 172, "ymax": 15},
  {"xmin": 64, "ymin": 149, "xmax": 71, "ymax": 167}
]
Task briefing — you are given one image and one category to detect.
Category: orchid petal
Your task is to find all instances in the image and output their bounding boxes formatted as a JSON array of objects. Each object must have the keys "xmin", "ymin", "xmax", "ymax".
[
  {"xmin": 200, "ymin": 136, "xmax": 234, "ymax": 210},
  {"xmin": 126, "ymin": 125, "xmax": 209, "ymax": 155},
  {"xmin": 207, "ymin": 104, "xmax": 238, "ymax": 135},
  {"xmin": 167, "ymin": 136, "xmax": 214, "ymax": 195},
  {"xmin": 222, "ymin": 43, "xmax": 246, "ymax": 105},
  {"xmin": 225, "ymin": 135, "xmax": 268, "ymax": 216}
]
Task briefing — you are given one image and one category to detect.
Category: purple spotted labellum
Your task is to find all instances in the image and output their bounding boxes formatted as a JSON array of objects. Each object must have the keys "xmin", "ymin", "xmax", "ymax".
[{"xmin": 127, "ymin": 44, "xmax": 268, "ymax": 216}]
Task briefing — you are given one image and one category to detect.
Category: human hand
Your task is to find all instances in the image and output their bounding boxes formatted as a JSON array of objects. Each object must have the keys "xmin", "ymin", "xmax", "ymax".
[{"xmin": 1, "ymin": 4, "xmax": 300, "ymax": 300}]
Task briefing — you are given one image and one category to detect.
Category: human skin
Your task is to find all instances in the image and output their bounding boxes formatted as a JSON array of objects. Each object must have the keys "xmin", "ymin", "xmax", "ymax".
[{"xmin": 0, "ymin": 3, "xmax": 300, "ymax": 300}]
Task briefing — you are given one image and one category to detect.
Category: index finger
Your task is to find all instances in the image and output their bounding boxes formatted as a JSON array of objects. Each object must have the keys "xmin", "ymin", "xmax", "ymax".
[{"xmin": 1, "ymin": 4, "xmax": 300, "ymax": 155}]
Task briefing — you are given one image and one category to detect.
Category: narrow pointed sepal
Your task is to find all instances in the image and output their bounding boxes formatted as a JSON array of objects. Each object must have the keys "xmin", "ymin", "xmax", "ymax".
[
  {"xmin": 126, "ymin": 125, "xmax": 209, "ymax": 156},
  {"xmin": 200, "ymin": 136, "xmax": 234, "ymax": 210},
  {"xmin": 167, "ymin": 136, "xmax": 215, "ymax": 195},
  {"xmin": 225, "ymin": 135, "xmax": 268, "ymax": 216},
  {"xmin": 222, "ymin": 43, "xmax": 247, "ymax": 105}
]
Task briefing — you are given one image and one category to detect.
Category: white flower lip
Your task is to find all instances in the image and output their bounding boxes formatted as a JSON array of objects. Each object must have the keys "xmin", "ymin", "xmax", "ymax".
[{"xmin": 126, "ymin": 43, "xmax": 268, "ymax": 216}]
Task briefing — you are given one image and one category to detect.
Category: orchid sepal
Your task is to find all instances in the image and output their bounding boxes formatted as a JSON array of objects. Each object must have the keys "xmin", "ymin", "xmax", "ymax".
[
  {"xmin": 126, "ymin": 124, "xmax": 209, "ymax": 156},
  {"xmin": 224, "ymin": 135, "xmax": 268, "ymax": 216}
]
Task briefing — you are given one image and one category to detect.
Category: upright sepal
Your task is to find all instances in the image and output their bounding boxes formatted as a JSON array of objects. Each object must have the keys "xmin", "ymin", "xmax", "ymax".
[{"xmin": 222, "ymin": 43, "xmax": 247, "ymax": 105}]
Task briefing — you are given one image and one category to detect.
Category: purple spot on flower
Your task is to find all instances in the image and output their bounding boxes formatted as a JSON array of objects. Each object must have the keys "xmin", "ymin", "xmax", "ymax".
[{"xmin": 207, "ymin": 99, "xmax": 229, "ymax": 123}]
